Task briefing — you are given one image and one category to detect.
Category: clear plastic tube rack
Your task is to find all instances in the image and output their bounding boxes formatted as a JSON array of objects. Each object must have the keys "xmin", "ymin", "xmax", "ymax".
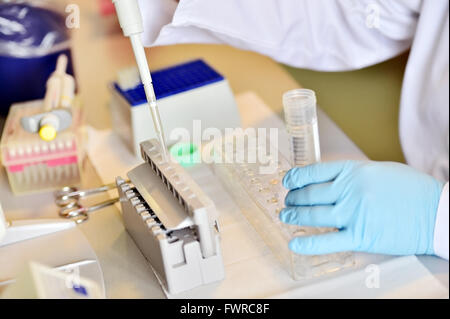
[{"xmin": 211, "ymin": 134, "xmax": 354, "ymax": 280}]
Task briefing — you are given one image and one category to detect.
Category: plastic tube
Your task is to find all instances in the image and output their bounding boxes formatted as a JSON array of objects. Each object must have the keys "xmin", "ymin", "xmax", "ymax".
[{"xmin": 283, "ymin": 89, "xmax": 321, "ymax": 167}]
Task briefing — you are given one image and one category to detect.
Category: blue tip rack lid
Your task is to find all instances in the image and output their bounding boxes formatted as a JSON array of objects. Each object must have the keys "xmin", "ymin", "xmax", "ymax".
[{"xmin": 114, "ymin": 59, "xmax": 225, "ymax": 107}]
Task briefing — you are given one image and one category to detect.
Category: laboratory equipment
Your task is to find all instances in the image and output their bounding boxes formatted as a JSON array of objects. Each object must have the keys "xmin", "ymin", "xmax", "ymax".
[
  {"xmin": 21, "ymin": 108, "xmax": 73, "ymax": 142},
  {"xmin": 117, "ymin": 65, "xmax": 141, "ymax": 90},
  {"xmin": 0, "ymin": 200, "xmax": 105, "ymax": 297},
  {"xmin": 55, "ymin": 179, "xmax": 133, "ymax": 223},
  {"xmin": 54, "ymin": 180, "xmax": 129, "ymax": 207},
  {"xmin": 0, "ymin": 99, "xmax": 84, "ymax": 194},
  {"xmin": 59, "ymin": 197, "xmax": 119, "ymax": 224},
  {"xmin": 0, "ymin": 1, "xmax": 74, "ymax": 115},
  {"xmin": 0, "ymin": 214, "xmax": 75, "ymax": 248},
  {"xmin": 20, "ymin": 55, "xmax": 75, "ymax": 142},
  {"xmin": 110, "ymin": 59, "xmax": 241, "ymax": 156},
  {"xmin": 112, "ymin": 0, "xmax": 168, "ymax": 160},
  {"xmin": 283, "ymin": 89, "xmax": 321, "ymax": 166},
  {"xmin": 1, "ymin": 262, "xmax": 103, "ymax": 299},
  {"xmin": 42, "ymin": 54, "xmax": 76, "ymax": 110},
  {"xmin": 211, "ymin": 132, "xmax": 354, "ymax": 280},
  {"xmin": 116, "ymin": 139, "xmax": 225, "ymax": 294},
  {"xmin": 0, "ymin": 212, "xmax": 105, "ymax": 297}
]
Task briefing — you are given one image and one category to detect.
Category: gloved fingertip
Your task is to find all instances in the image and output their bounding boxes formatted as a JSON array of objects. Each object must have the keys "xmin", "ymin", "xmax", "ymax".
[
  {"xmin": 288, "ymin": 238, "xmax": 303, "ymax": 254},
  {"xmin": 281, "ymin": 173, "xmax": 290, "ymax": 189},
  {"xmin": 278, "ymin": 208, "xmax": 290, "ymax": 222},
  {"xmin": 283, "ymin": 193, "xmax": 292, "ymax": 206},
  {"xmin": 282, "ymin": 168, "xmax": 297, "ymax": 189}
]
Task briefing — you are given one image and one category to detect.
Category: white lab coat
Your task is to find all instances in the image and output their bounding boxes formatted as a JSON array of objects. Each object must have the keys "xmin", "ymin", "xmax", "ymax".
[{"xmin": 139, "ymin": 0, "xmax": 449, "ymax": 259}]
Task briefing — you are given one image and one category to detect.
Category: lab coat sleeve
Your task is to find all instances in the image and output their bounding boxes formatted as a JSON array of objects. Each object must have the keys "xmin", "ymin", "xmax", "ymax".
[
  {"xmin": 139, "ymin": 0, "xmax": 421, "ymax": 71},
  {"xmin": 434, "ymin": 182, "xmax": 449, "ymax": 260}
]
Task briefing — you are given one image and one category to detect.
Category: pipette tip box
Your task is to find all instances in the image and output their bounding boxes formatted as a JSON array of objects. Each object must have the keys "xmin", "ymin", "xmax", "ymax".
[
  {"xmin": 0, "ymin": 99, "xmax": 84, "ymax": 194},
  {"xmin": 109, "ymin": 59, "xmax": 241, "ymax": 155}
]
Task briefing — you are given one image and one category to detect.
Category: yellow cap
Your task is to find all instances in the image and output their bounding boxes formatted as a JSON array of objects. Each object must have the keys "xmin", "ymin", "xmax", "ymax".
[{"xmin": 39, "ymin": 125, "xmax": 57, "ymax": 141}]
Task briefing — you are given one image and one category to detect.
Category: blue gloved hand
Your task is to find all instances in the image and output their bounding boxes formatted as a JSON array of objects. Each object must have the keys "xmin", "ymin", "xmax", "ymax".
[{"xmin": 280, "ymin": 161, "xmax": 444, "ymax": 256}]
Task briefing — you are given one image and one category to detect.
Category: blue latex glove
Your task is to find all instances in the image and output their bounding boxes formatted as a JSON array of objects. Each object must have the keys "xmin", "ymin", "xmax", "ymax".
[{"xmin": 280, "ymin": 161, "xmax": 444, "ymax": 256}]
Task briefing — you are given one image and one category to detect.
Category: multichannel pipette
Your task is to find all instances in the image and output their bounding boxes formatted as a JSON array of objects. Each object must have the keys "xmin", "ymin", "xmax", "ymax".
[{"xmin": 112, "ymin": 0, "xmax": 168, "ymax": 161}]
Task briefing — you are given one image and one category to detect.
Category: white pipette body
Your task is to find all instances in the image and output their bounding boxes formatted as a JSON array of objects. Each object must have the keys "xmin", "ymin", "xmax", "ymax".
[{"xmin": 112, "ymin": 0, "xmax": 168, "ymax": 161}]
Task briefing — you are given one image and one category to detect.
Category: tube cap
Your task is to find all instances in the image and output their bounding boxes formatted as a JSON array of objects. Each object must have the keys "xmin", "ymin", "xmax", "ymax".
[{"xmin": 39, "ymin": 124, "xmax": 57, "ymax": 141}]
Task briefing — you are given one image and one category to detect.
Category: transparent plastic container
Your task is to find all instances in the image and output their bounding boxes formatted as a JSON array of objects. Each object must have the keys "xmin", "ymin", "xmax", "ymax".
[
  {"xmin": 211, "ymin": 133, "xmax": 354, "ymax": 280},
  {"xmin": 0, "ymin": 1, "xmax": 74, "ymax": 115},
  {"xmin": 0, "ymin": 99, "xmax": 84, "ymax": 194},
  {"xmin": 283, "ymin": 89, "xmax": 321, "ymax": 166}
]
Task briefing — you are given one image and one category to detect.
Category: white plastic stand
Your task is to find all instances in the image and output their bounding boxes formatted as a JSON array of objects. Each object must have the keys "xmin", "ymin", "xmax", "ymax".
[{"xmin": 0, "ymin": 218, "xmax": 75, "ymax": 248}]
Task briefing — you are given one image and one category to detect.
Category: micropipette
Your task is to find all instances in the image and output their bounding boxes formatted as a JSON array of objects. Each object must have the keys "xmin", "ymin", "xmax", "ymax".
[{"xmin": 112, "ymin": 0, "xmax": 169, "ymax": 161}]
